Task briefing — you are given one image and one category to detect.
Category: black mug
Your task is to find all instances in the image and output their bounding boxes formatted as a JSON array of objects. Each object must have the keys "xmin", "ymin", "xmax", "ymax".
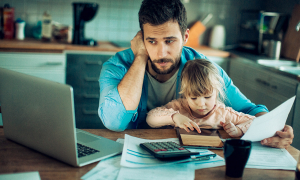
[{"xmin": 224, "ymin": 139, "xmax": 252, "ymax": 178}]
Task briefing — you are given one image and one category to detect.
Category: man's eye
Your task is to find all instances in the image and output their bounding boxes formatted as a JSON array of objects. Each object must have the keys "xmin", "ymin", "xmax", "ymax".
[
  {"xmin": 166, "ymin": 40, "xmax": 174, "ymax": 44},
  {"xmin": 149, "ymin": 41, "xmax": 156, "ymax": 44}
]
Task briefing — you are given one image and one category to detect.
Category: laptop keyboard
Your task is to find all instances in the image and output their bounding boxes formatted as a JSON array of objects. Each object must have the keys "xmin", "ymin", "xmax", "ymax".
[{"xmin": 77, "ymin": 143, "xmax": 100, "ymax": 158}]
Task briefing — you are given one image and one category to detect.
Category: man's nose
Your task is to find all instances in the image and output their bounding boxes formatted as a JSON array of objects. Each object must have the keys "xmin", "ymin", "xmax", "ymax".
[{"xmin": 157, "ymin": 43, "xmax": 168, "ymax": 58}]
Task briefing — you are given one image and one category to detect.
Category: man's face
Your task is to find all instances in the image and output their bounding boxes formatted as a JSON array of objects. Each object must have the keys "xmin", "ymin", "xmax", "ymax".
[{"xmin": 143, "ymin": 21, "xmax": 189, "ymax": 74}]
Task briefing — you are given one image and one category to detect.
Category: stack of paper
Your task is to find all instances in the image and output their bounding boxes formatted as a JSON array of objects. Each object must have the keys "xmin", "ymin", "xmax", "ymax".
[
  {"xmin": 82, "ymin": 135, "xmax": 224, "ymax": 180},
  {"xmin": 120, "ymin": 134, "xmax": 223, "ymax": 168}
]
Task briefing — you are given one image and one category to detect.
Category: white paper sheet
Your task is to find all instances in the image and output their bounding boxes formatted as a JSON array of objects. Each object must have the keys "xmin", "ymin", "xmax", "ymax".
[
  {"xmin": 81, "ymin": 155, "xmax": 121, "ymax": 180},
  {"xmin": 241, "ymin": 96, "xmax": 295, "ymax": 141},
  {"xmin": 117, "ymin": 163, "xmax": 195, "ymax": 180},
  {"xmin": 0, "ymin": 171, "xmax": 41, "ymax": 180},
  {"xmin": 81, "ymin": 139, "xmax": 125, "ymax": 180},
  {"xmin": 246, "ymin": 142, "xmax": 297, "ymax": 170}
]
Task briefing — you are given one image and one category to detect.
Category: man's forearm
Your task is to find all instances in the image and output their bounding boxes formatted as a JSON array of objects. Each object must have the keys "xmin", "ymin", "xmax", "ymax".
[
  {"xmin": 255, "ymin": 111, "xmax": 267, "ymax": 117},
  {"xmin": 118, "ymin": 55, "xmax": 148, "ymax": 110}
]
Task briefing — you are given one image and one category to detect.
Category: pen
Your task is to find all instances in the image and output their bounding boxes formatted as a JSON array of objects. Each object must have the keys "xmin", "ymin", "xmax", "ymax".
[
  {"xmin": 183, "ymin": 146, "xmax": 223, "ymax": 150},
  {"xmin": 189, "ymin": 154, "xmax": 217, "ymax": 162}
]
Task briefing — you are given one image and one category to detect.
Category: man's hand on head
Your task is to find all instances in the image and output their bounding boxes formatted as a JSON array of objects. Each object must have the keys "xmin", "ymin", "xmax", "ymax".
[{"xmin": 131, "ymin": 31, "xmax": 149, "ymax": 59}]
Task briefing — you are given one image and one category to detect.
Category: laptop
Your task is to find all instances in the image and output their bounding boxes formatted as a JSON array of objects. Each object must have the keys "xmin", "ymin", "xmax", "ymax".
[{"xmin": 0, "ymin": 67, "xmax": 123, "ymax": 167}]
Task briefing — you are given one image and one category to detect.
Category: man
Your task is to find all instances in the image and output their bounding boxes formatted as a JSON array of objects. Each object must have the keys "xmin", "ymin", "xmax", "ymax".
[{"xmin": 98, "ymin": 0, "xmax": 293, "ymax": 149}]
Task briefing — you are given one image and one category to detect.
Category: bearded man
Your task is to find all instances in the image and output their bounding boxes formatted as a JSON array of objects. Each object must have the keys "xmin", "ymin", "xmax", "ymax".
[{"xmin": 98, "ymin": 0, "xmax": 293, "ymax": 149}]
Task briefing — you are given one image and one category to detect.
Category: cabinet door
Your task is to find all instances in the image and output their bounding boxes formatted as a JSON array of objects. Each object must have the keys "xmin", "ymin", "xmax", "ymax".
[
  {"xmin": 66, "ymin": 52, "xmax": 115, "ymax": 129},
  {"xmin": 0, "ymin": 52, "xmax": 66, "ymax": 83}
]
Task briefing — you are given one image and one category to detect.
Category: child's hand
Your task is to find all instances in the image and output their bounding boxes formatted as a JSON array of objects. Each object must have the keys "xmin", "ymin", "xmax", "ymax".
[
  {"xmin": 220, "ymin": 119, "xmax": 243, "ymax": 137},
  {"xmin": 172, "ymin": 113, "xmax": 201, "ymax": 133}
]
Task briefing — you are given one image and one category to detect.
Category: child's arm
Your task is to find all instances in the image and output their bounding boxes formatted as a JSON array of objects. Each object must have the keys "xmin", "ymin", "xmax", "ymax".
[
  {"xmin": 172, "ymin": 113, "xmax": 201, "ymax": 133},
  {"xmin": 220, "ymin": 106, "xmax": 255, "ymax": 137},
  {"xmin": 146, "ymin": 99, "xmax": 201, "ymax": 133},
  {"xmin": 220, "ymin": 119, "xmax": 243, "ymax": 137},
  {"xmin": 146, "ymin": 108, "xmax": 201, "ymax": 133}
]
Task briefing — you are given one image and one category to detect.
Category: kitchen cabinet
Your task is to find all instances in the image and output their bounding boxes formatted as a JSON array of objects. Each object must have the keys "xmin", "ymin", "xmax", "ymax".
[
  {"xmin": 66, "ymin": 51, "xmax": 116, "ymax": 129},
  {"xmin": 0, "ymin": 52, "xmax": 66, "ymax": 83},
  {"xmin": 229, "ymin": 58, "xmax": 298, "ymax": 127}
]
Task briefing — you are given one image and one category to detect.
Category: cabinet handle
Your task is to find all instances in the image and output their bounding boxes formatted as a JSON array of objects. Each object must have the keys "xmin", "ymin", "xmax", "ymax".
[
  {"xmin": 85, "ymin": 60, "xmax": 103, "ymax": 65},
  {"xmin": 82, "ymin": 109, "xmax": 98, "ymax": 115},
  {"xmin": 83, "ymin": 93, "xmax": 99, "ymax": 99},
  {"xmin": 46, "ymin": 62, "xmax": 63, "ymax": 65},
  {"xmin": 255, "ymin": 78, "xmax": 270, "ymax": 87},
  {"xmin": 256, "ymin": 78, "xmax": 262, "ymax": 83},
  {"xmin": 84, "ymin": 76, "xmax": 99, "ymax": 82},
  {"xmin": 271, "ymin": 85, "xmax": 277, "ymax": 89}
]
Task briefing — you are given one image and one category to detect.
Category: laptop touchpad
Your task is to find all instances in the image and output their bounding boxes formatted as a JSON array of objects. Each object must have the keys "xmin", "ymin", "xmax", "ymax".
[{"xmin": 77, "ymin": 132, "xmax": 100, "ymax": 143}]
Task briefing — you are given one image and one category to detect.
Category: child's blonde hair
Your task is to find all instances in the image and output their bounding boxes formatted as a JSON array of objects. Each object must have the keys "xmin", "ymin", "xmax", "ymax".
[{"xmin": 180, "ymin": 59, "xmax": 226, "ymax": 103}]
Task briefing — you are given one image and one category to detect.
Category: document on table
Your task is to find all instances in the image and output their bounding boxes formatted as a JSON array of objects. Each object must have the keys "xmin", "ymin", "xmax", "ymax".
[
  {"xmin": 241, "ymin": 96, "xmax": 295, "ymax": 141},
  {"xmin": 81, "ymin": 150, "xmax": 196, "ymax": 180},
  {"xmin": 246, "ymin": 142, "xmax": 297, "ymax": 170},
  {"xmin": 120, "ymin": 134, "xmax": 223, "ymax": 168},
  {"xmin": 81, "ymin": 155, "xmax": 121, "ymax": 180},
  {"xmin": 81, "ymin": 135, "xmax": 225, "ymax": 180},
  {"xmin": 117, "ymin": 163, "xmax": 195, "ymax": 180}
]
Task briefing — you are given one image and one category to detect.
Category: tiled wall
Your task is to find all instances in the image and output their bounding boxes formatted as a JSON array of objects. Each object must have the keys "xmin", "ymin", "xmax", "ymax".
[{"xmin": 1, "ymin": 0, "xmax": 298, "ymax": 45}]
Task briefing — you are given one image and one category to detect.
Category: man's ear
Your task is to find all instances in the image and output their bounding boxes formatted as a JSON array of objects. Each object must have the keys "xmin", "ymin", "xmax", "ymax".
[{"xmin": 183, "ymin": 29, "xmax": 189, "ymax": 45}]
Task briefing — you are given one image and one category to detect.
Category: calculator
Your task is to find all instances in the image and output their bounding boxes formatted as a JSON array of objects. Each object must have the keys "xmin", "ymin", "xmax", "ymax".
[{"xmin": 140, "ymin": 141, "xmax": 199, "ymax": 160}]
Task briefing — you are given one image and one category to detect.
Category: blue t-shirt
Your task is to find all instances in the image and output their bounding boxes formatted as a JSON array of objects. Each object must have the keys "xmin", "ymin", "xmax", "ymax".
[{"xmin": 98, "ymin": 46, "xmax": 268, "ymax": 131}]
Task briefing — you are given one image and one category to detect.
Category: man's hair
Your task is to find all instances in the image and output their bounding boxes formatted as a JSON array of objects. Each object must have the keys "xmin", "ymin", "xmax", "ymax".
[
  {"xmin": 138, "ymin": 0, "xmax": 187, "ymax": 37},
  {"xmin": 180, "ymin": 59, "xmax": 226, "ymax": 103}
]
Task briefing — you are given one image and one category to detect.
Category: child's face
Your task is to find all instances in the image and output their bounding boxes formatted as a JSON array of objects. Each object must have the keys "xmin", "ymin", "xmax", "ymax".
[{"xmin": 186, "ymin": 89, "xmax": 217, "ymax": 118}]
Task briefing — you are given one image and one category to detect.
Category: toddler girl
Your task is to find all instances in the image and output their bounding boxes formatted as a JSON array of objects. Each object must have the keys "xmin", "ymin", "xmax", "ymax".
[{"xmin": 146, "ymin": 59, "xmax": 255, "ymax": 137}]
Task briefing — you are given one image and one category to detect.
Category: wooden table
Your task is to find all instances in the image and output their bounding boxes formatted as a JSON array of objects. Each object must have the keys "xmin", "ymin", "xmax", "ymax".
[{"xmin": 0, "ymin": 128, "xmax": 299, "ymax": 180}]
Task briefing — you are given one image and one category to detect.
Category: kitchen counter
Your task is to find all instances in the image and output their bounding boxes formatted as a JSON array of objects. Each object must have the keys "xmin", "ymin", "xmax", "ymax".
[
  {"xmin": 1, "ymin": 38, "xmax": 298, "ymax": 80},
  {"xmin": 188, "ymin": 45, "xmax": 230, "ymax": 58},
  {"xmin": 229, "ymin": 50, "xmax": 300, "ymax": 81},
  {"xmin": 0, "ymin": 38, "xmax": 125, "ymax": 53},
  {"xmin": 0, "ymin": 39, "xmax": 231, "ymax": 58}
]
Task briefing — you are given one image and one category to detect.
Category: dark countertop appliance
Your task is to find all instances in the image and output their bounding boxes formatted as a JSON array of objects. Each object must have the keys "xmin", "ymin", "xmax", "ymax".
[{"xmin": 72, "ymin": 2, "xmax": 98, "ymax": 46}]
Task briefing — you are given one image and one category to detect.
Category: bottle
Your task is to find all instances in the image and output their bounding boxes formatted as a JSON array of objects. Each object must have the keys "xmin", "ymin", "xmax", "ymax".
[
  {"xmin": 0, "ymin": 7, "xmax": 4, "ymax": 39},
  {"xmin": 3, "ymin": 4, "xmax": 14, "ymax": 39},
  {"xmin": 15, "ymin": 18, "xmax": 25, "ymax": 40},
  {"xmin": 209, "ymin": 25, "xmax": 226, "ymax": 50},
  {"xmin": 41, "ymin": 11, "xmax": 52, "ymax": 42}
]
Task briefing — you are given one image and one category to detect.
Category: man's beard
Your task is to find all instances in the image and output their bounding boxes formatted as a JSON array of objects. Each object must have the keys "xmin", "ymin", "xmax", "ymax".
[{"xmin": 150, "ymin": 50, "xmax": 181, "ymax": 75}]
